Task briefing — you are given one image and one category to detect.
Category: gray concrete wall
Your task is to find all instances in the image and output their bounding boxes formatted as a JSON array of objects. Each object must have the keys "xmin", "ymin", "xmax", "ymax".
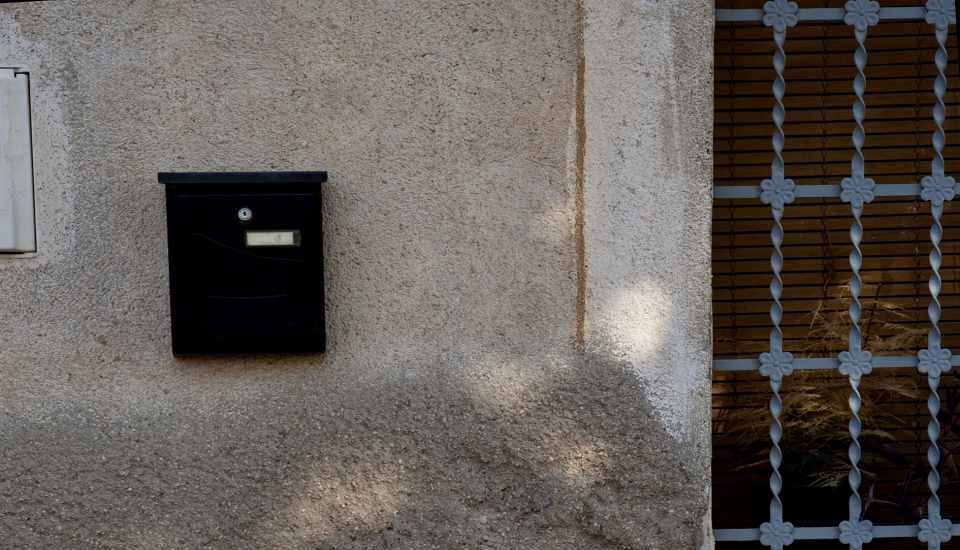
[{"xmin": 0, "ymin": 1, "xmax": 713, "ymax": 548}]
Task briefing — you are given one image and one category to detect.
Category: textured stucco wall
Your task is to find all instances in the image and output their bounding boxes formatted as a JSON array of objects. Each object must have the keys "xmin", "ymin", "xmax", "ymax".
[
  {"xmin": 582, "ymin": 2, "xmax": 715, "ymax": 546},
  {"xmin": 0, "ymin": 1, "xmax": 712, "ymax": 549}
]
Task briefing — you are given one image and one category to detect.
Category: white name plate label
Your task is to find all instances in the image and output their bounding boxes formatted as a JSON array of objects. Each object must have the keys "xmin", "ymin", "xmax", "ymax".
[{"xmin": 245, "ymin": 230, "xmax": 301, "ymax": 247}]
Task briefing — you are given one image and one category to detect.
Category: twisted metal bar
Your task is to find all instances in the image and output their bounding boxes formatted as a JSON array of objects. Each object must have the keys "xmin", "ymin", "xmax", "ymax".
[
  {"xmin": 846, "ymin": 36, "xmax": 868, "ymax": 517},
  {"xmin": 849, "ymin": 12, "xmax": 872, "ymax": 181},
  {"xmin": 769, "ymin": 369, "xmax": 785, "ymax": 516},
  {"xmin": 760, "ymin": 224, "xmax": 793, "ymax": 548},
  {"xmin": 772, "ymin": 33, "xmax": 787, "ymax": 186},
  {"xmin": 758, "ymin": 3, "xmax": 799, "ymax": 548},
  {"xmin": 917, "ymin": 3, "xmax": 957, "ymax": 547},
  {"xmin": 758, "ymin": 349, "xmax": 795, "ymax": 549},
  {"xmin": 770, "ymin": 206, "xmax": 786, "ymax": 355},
  {"xmin": 838, "ymin": 4, "xmax": 879, "ymax": 547},
  {"xmin": 932, "ymin": 16, "xmax": 949, "ymax": 179},
  {"xmin": 916, "ymin": 200, "xmax": 952, "ymax": 550},
  {"xmin": 929, "ymin": 205, "xmax": 944, "ymax": 350},
  {"xmin": 925, "ymin": 366, "xmax": 945, "ymax": 523},
  {"xmin": 838, "ymin": 201, "xmax": 874, "ymax": 550}
]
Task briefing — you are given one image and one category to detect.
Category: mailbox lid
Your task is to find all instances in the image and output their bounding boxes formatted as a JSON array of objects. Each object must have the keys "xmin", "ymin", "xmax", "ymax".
[
  {"xmin": 159, "ymin": 172, "xmax": 326, "ymax": 355},
  {"xmin": 159, "ymin": 171, "xmax": 328, "ymax": 187}
]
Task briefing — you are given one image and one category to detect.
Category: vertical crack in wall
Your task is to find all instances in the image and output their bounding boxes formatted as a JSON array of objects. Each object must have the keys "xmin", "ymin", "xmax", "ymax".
[{"xmin": 575, "ymin": 0, "xmax": 587, "ymax": 350}]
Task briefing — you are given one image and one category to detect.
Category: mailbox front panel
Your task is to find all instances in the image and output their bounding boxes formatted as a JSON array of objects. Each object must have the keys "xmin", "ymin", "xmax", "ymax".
[{"xmin": 160, "ymin": 173, "xmax": 326, "ymax": 355}]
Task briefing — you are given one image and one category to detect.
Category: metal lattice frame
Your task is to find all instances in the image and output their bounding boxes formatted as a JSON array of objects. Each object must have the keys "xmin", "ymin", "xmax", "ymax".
[{"xmin": 713, "ymin": 1, "xmax": 959, "ymax": 546}]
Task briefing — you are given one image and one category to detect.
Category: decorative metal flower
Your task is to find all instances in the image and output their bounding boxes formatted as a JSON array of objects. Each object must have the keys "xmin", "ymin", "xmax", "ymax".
[
  {"xmin": 840, "ymin": 175, "xmax": 876, "ymax": 208},
  {"xmin": 760, "ymin": 175, "xmax": 797, "ymax": 210},
  {"xmin": 839, "ymin": 519, "xmax": 875, "ymax": 549},
  {"xmin": 918, "ymin": 515, "xmax": 952, "ymax": 545},
  {"xmin": 844, "ymin": 0, "xmax": 881, "ymax": 31},
  {"xmin": 839, "ymin": 350, "xmax": 873, "ymax": 380},
  {"xmin": 759, "ymin": 350, "xmax": 795, "ymax": 382},
  {"xmin": 760, "ymin": 520, "xmax": 795, "ymax": 548},
  {"xmin": 926, "ymin": 0, "xmax": 957, "ymax": 30},
  {"xmin": 918, "ymin": 344, "xmax": 952, "ymax": 379},
  {"xmin": 763, "ymin": 0, "xmax": 800, "ymax": 32},
  {"xmin": 921, "ymin": 174, "xmax": 958, "ymax": 206}
]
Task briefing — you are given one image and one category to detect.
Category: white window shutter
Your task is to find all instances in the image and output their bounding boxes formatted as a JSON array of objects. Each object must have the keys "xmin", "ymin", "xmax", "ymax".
[{"xmin": 0, "ymin": 69, "xmax": 35, "ymax": 253}]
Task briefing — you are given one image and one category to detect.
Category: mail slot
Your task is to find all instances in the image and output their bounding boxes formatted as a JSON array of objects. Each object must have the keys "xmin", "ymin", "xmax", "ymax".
[{"xmin": 159, "ymin": 172, "xmax": 327, "ymax": 355}]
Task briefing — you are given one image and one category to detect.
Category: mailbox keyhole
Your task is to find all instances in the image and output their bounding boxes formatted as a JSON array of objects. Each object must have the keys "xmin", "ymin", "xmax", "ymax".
[{"xmin": 237, "ymin": 207, "xmax": 253, "ymax": 222}]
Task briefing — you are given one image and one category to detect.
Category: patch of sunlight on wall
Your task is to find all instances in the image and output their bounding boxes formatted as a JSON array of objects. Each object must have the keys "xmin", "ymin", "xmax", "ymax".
[
  {"xmin": 558, "ymin": 442, "xmax": 607, "ymax": 487},
  {"xmin": 591, "ymin": 281, "xmax": 705, "ymax": 442},
  {"xmin": 269, "ymin": 465, "xmax": 408, "ymax": 543},
  {"xmin": 598, "ymin": 282, "xmax": 670, "ymax": 359}
]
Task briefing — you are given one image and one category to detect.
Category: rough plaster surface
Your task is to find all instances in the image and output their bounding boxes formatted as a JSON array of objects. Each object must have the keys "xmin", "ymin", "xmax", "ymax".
[
  {"xmin": 582, "ymin": 0, "xmax": 714, "ymax": 543},
  {"xmin": 0, "ymin": 1, "xmax": 712, "ymax": 548}
]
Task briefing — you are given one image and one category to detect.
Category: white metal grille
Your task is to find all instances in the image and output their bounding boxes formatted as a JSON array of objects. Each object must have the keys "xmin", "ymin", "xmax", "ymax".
[{"xmin": 713, "ymin": 1, "xmax": 959, "ymax": 547}]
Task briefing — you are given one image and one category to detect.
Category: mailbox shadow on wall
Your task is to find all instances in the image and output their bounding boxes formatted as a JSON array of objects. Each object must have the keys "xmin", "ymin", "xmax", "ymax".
[{"xmin": 159, "ymin": 172, "xmax": 327, "ymax": 356}]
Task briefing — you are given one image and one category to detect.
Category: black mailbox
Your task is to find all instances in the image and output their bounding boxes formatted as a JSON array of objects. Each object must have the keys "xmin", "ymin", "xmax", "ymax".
[{"xmin": 159, "ymin": 172, "xmax": 327, "ymax": 355}]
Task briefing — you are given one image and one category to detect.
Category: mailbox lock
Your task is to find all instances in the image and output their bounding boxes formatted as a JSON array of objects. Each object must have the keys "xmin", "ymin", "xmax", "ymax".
[{"xmin": 237, "ymin": 207, "xmax": 253, "ymax": 222}]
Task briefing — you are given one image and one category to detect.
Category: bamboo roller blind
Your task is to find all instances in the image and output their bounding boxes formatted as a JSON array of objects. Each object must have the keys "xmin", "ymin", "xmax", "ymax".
[
  {"xmin": 712, "ymin": 3, "xmax": 960, "ymax": 540},
  {"xmin": 714, "ymin": 17, "xmax": 960, "ymax": 359}
]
